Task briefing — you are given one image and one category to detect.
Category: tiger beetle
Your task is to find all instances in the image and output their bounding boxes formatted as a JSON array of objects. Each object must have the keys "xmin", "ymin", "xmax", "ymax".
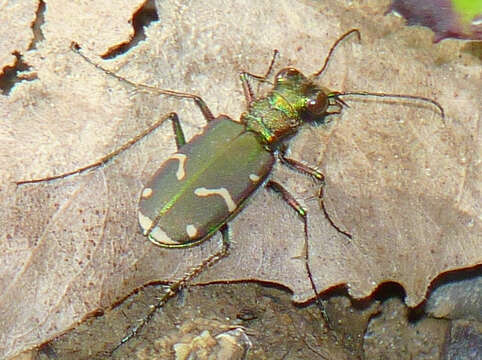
[{"xmin": 16, "ymin": 29, "xmax": 444, "ymax": 354}]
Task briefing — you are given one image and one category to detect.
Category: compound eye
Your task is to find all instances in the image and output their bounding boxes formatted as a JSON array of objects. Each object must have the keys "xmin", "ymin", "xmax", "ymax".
[
  {"xmin": 275, "ymin": 68, "xmax": 300, "ymax": 83},
  {"xmin": 306, "ymin": 92, "xmax": 328, "ymax": 116}
]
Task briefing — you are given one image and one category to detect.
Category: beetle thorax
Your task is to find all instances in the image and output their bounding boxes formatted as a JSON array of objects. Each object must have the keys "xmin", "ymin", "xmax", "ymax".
[
  {"xmin": 241, "ymin": 97, "xmax": 301, "ymax": 145},
  {"xmin": 241, "ymin": 67, "xmax": 330, "ymax": 146}
]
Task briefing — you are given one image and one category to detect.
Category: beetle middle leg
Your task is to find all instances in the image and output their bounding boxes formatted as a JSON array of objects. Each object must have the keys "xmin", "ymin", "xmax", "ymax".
[
  {"xmin": 266, "ymin": 180, "xmax": 332, "ymax": 327},
  {"xmin": 17, "ymin": 44, "xmax": 222, "ymax": 186},
  {"xmin": 277, "ymin": 150, "xmax": 324, "ymax": 182},
  {"xmin": 16, "ymin": 111, "xmax": 180, "ymax": 185},
  {"xmin": 277, "ymin": 149, "xmax": 352, "ymax": 240}
]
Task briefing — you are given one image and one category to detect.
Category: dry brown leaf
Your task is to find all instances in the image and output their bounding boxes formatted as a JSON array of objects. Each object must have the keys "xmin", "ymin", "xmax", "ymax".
[{"xmin": 1, "ymin": 0, "xmax": 480, "ymax": 358}]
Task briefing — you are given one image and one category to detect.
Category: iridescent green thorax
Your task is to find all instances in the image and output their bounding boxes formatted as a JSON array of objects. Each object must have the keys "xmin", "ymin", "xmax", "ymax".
[{"xmin": 242, "ymin": 68, "xmax": 331, "ymax": 146}]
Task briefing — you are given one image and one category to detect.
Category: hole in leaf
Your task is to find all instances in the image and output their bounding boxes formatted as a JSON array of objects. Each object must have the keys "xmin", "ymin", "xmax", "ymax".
[
  {"xmin": 102, "ymin": 0, "xmax": 159, "ymax": 59},
  {"xmin": 0, "ymin": 52, "xmax": 36, "ymax": 95},
  {"xmin": 28, "ymin": 0, "xmax": 46, "ymax": 50}
]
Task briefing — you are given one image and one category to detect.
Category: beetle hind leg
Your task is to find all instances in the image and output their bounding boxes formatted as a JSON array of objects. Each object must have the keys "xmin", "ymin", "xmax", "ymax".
[
  {"xmin": 111, "ymin": 225, "xmax": 231, "ymax": 355},
  {"xmin": 168, "ymin": 112, "xmax": 186, "ymax": 149}
]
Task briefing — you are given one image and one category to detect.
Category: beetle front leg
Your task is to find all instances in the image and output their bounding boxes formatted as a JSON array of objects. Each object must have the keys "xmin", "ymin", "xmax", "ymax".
[{"xmin": 240, "ymin": 49, "xmax": 279, "ymax": 105}]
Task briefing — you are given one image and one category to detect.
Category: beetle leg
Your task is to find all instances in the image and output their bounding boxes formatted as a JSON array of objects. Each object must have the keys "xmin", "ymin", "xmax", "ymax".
[
  {"xmin": 240, "ymin": 49, "xmax": 279, "ymax": 105},
  {"xmin": 277, "ymin": 150, "xmax": 324, "ymax": 182},
  {"xmin": 267, "ymin": 180, "xmax": 306, "ymax": 217},
  {"xmin": 278, "ymin": 150, "xmax": 353, "ymax": 240},
  {"xmin": 266, "ymin": 180, "xmax": 332, "ymax": 328},
  {"xmin": 71, "ymin": 43, "xmax": 217, "ymax": 123},
  {"xmin": 16, "ymin": 112, "xmax": 180, "ymax": 185},
  {"xmin": 317, "ymin": 185, "xmax": 352, "ymax": 240},
  {"xmin": 169, "ymin": 112, "xmax": 186, "ymax": 149},
  {"xmin": 191, "ymin": 95, "xmax": 216, "ymax": 122},
  {"xmin": 111, "ymin": 225, "xmax": 231, "ymax": 355},
  {"xmin": 239, "ymin": 72, "xmax": 256, "ymax": 105}
]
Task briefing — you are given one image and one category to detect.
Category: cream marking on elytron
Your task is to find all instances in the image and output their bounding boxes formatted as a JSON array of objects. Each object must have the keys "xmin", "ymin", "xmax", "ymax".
[
  {"xmin": 138, "ymin": 211, "xmax": 177, "ymax": 245},
  {"xmin": 186, "ymin": 224, "xmax": 198, "ymax": 238},
  {"xmin": 194, "ymin": 187, "xmax": 236, "ymax": 212},
  {"xmin": 171, "ymin": 153, "xmax": 187, "ymax": 180},
  {"xmin": 141, "ymin": 187, "xmax": 153, "ymax": 199},
  {"xmin": 249, "ymin": 173, "xmax": 260, "ymax": 182}
]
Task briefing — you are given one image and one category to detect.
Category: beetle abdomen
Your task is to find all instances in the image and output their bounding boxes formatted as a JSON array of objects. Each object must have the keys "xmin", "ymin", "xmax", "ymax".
[{"xmin": 138, "ymin": 116, "xmax": 275, "ymax": 247}]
